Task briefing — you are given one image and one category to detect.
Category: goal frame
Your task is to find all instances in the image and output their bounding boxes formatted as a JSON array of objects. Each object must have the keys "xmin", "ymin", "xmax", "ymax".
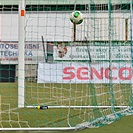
[{"xmin": 18, "ymin": 0, "xmax": 25, "ymax": 108}]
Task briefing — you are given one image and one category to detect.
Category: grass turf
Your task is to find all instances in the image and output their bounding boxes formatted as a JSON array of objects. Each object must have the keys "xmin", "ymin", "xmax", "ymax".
[
  {"xmin": 0, "ymin": 115, "xmax": 133, "ymax": 133},
  {"xmin": 0, "ymin": 82, "xmax": 133, "ymax": 132}
]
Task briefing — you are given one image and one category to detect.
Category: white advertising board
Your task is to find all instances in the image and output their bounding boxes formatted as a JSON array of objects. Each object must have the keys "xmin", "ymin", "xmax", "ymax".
[
  {"xmin": 0, "ymin": 42, "xmax": 44, "ymax": 64},
  {"xmin": 53, "ymin": 45, "xmax": 131, "ymax": 61},
  {"xmin": 38, "ymin": 62, "xmax": 133, "ymax": 83}
]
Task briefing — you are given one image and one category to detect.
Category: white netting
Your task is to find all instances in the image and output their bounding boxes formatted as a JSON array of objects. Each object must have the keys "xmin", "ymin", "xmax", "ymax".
[{"xmin": 0, "ymin": 0, "xmax": 133, "ymax": 131}]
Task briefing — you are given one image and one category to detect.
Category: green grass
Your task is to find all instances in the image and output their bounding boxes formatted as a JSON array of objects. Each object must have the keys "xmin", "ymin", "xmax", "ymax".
[
  {"xmin": 0, "ymin": 115, "xmax": 133, "ymax": 133},
  {"xmin": 0, "ymin": 82, "xmax": 133, "ymax": 132}
]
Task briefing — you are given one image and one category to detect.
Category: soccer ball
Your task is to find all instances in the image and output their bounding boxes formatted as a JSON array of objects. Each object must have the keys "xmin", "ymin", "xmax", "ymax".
[{"xmin": 70, "ymin": 11, "xmax": 84, "ymax": 25}]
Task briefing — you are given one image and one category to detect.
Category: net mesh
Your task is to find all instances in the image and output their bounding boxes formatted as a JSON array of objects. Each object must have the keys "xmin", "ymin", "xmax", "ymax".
[{"xmin": 0, "ymin": 0, "xmax": 133, "ymax": 130}]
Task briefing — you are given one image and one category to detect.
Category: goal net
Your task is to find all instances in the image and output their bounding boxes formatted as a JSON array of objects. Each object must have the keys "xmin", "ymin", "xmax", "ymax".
[{"xmin": 0, "ymin": 0, "xmax": 133, "ymax": 131}]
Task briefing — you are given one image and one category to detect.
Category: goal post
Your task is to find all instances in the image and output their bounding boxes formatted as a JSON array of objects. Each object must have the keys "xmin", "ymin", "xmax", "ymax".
[
  {"xmin": 18, "ymin": 0, "xmax": 25, "ymax": 108},
  {"xmin": 0, "ymin": 0, "xmax": 133, "ymax": 131}
]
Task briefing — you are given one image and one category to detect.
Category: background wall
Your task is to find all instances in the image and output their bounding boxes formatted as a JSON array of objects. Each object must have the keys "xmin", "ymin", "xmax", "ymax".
[
  {"xmin": 0, "ymin": 12, "xmax": 131, "ymax": 42},
  {"xmin": 0, "ymin": 1, "xmax": 131, "ymax": 81}
]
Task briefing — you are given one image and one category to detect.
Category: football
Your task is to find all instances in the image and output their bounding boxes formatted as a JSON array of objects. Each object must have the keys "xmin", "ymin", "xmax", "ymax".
[{"xmin": 70, "ymin": 11, "xmax": 84, "ymax": 25}]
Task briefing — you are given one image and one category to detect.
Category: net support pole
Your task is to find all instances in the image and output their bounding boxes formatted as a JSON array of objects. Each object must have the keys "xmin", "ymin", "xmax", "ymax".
[
  {"xmin": 73, "ymin": 23, "xmax": 76, "ymax": 41},
  {"xmin": 108, "ymin": 0, "xmax": 115, "ymax": 109},
  {"xmin": 18, "ymin": 0, "xmax": 25, "ymax": 108}
]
